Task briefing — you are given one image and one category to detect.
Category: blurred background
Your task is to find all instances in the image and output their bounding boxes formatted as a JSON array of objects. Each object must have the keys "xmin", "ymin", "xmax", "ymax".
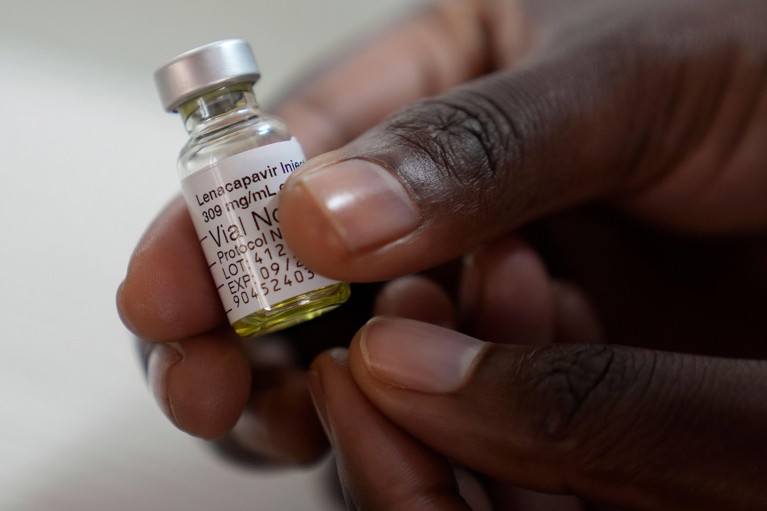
[{"xmin": 0, "ymin": 0, "xmax": 411, "ymax": 509}]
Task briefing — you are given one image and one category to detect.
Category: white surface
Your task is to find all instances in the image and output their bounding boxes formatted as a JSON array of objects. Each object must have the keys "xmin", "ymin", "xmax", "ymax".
[{"xmin": 0, "ymin": 1, "xmax": 410, "ymax": 509}]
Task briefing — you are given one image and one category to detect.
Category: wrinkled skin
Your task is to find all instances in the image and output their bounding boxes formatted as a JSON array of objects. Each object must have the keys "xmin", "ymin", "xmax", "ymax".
[{"xmin": 118, "ymin": 0, "xmax": 767, "ymax": 509}]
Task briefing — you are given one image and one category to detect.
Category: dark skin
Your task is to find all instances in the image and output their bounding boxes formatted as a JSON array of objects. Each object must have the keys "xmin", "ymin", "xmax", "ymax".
[{"xmin": 118, "ymin": 0, "xmax": 767, "ymax": 508}]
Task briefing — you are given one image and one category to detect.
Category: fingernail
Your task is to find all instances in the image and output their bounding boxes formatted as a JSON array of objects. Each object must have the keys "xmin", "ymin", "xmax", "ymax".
[
  {"xmin": 147, "ymin": 343, "xmax": 184, "ymax": 426},
  {"xmin": 359, "ymin": 317, "xmax": 485, "ymax": 393},
  {"xmin": 295, "ymin": 159, "xmax": 420, "ymax": 252}
]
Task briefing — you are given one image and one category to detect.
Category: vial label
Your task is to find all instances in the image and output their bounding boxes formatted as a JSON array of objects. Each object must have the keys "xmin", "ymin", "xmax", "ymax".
[{"xmin": 180, "ymin": 138, "xmax": 338, "ymax": 325}]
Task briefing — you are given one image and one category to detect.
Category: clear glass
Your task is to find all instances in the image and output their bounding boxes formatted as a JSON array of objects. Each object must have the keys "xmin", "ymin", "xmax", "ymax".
[{"xmin": 177, "ymin": 84, "xmax": 350, "ymax": 336}]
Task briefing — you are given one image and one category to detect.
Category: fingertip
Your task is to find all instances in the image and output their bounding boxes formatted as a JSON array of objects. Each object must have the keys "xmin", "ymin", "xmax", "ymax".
[
  {"xmin": 312, "ymin": 343, "xmax": 471, "ymax": 510},
  {"xmin": 373, "ymin": 275, "xmax": 457, "ymax": 328},
  {"xmin": 118, "ymin": 197, "xmax": 225, "ymax": 341},
  {"xmin": 228, "ymin": 369, "xmax": 329, "ymax": 465},
  {"xmin": 551, "ymin": 281, "xmax": 604, "ymax": 344},
  {"xmin": 307, "ymin": 348, "xmax": 351, "ymax": 445},
  {"xmin": 352, "ymin": 317, "xmax": 485, "ymax": 394},
  {"xmin": 147, "ymin": 334, "xmax": 251, "ymax": 440},
  {"xmin": 299, "ymin": 159, "xmax": 420, "ymax": 252},
  {"xmin": 279, "ymin": 167, "xmax": 353, "ymax": 280},
  {"xmin": 316, "ymin": 346, "xmax": 351, "ymax": 365},
  {"xmin": 308, "ymin": 348, "xmax": 351, "ymax": 409},
  {"xmin": 280, "ymin": 158, "xmax": 421, "ymax": 282},
  {"xmin": 147, "ymin": 342, "xmax": 183, "ymax": 429},
  {"xmin": 459, "ymin": 237, "xmax": 554, "ymax": 344}
]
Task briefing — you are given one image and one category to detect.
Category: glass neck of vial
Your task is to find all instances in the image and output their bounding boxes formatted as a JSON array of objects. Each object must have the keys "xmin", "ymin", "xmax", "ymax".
[{"xmin": 178, "ymin": 83, "xmax": 260, "ymax": 136}]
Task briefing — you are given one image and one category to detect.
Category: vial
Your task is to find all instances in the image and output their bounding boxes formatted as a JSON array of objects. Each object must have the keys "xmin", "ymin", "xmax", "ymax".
[{"xmin": 154, "ymin": 39, "xmax": 350, "ymax": 336}]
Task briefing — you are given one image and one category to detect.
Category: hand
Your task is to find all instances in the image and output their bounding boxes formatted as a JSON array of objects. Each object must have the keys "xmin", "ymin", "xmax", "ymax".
[
  {"xmin": 310, "ymin": 237, "xmax": 767, "ymax": 510},
  {"xmin": 272, "ymin": 0, "xmax": 766, "ymax": 508},
  {"xmin": 117, "ymin": 0, "xmax": 767, "ymax": 507}
]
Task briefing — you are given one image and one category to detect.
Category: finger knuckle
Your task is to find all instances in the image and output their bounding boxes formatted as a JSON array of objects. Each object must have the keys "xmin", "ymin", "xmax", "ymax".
[
  {"xmin": 516, "ymin": 345, "xmax": 635, "ymax": 443},
  {"xmin": 387, "ymin": 90, "xmax": 520, "ymax": 198}
]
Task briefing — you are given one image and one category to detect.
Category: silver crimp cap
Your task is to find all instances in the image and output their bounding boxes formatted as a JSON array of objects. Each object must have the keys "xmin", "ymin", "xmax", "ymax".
[{"xmin": 154, "ymin": 39, "xmax": 261, "ymax": 112}]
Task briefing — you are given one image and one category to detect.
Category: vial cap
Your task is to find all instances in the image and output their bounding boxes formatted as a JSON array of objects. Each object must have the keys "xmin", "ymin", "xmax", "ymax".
[{"xmin": 154, "ymin": 39, "xmax": 261, "ymax": 112}]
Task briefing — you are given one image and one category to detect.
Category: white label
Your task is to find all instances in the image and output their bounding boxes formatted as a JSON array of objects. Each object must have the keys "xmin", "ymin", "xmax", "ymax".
[{"xmin": 180, "ymin": 138, "xmax": 338, "ymax": 325}]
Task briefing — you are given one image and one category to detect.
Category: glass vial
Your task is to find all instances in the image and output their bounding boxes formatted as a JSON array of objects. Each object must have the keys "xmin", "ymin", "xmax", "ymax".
[{"xmin": 154, "ymin": 39, "xmax": 350, "ymax": 336}]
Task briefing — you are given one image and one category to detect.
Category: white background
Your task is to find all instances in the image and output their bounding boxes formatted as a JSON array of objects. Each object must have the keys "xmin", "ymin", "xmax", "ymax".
[{"xmin": 0, "ymin": 1, "xmax": 410, "ymax": 509}]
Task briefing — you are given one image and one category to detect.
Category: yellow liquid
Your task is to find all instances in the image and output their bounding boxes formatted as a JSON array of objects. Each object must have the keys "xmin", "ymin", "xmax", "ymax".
[{"xmin": 232, "ymin": 282, "xmax": 351, "ymax": 336}]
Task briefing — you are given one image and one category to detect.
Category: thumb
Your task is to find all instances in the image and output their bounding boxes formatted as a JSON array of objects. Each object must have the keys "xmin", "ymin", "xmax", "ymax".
[
  {"xmin": 278, "ymin": 36, "xmax": 707, "ymax": 281},
  {"xmin": 347, "ymin": 317, "xmax": 767, "ymax": 510}
]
